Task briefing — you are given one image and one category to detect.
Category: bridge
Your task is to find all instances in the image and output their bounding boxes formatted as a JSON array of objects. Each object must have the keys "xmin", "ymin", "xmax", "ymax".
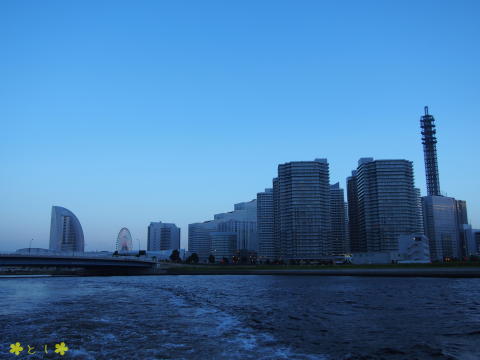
[{"xmin": 0, "ymin": 254, "xmax": 163, "ymax": 275}]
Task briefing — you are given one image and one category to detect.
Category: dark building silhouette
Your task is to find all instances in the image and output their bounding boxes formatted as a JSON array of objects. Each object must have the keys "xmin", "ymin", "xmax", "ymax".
[
  {"xmin": 330, "ymin": 182, "xmax": 348, "ymax": 255},
  {"xmin": 354, "ymin": 158, "xmax": 419, "ymax": 252},
  {"xmin": 347, "ymin": 170, "xmax": 364, "ymax": 252},
  {"xmin": 274, "ymin": 159, "xmax": 331, "ymax": 260},
  {"xmin": 257, "ymin": 188, "xmax": 275, "ymax": 261},
  {"xmin": 456, "ymin": 200, "xmax": 470, "ymax": 257},
  {"xmin": 414, "ymin": 188, "xmax": 424, "ymax": 234},
  {"xmin": 420, "ymin": 106, "xmax": 441, "ymax": 196}
]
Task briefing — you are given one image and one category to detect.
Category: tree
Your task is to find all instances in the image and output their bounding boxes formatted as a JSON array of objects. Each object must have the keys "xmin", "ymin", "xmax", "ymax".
[
  {"xmin": 208, "ymin": 254, "xmax": 215, "ymax": 264},
  {"xmin": 190, "ymin": 253, "xmax": 199, "ymax": 264},
  {"xmin": 170, "ymin": 249, "xmax": 180, "ymax": 263},
  {"xmin": 186, "ymin": 253, "xmax": 199, "ymax": 264}
]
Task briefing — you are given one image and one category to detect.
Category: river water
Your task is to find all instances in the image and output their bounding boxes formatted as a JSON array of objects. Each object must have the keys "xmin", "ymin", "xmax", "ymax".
[{"xmin": 1, "ymin": 275, "xmax": 480, "ymax": 360}]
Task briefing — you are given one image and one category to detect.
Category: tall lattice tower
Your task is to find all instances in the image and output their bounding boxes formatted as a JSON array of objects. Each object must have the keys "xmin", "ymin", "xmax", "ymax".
[{"xmin": 420, "ymin": 106, "xmax": 441, "ymax": 196}]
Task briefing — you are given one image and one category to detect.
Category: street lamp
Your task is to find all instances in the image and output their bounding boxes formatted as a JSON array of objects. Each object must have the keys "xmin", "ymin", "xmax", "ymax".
[{"xmin": 29, "ymin": 238, "xmax": 33, "ymax": 255}]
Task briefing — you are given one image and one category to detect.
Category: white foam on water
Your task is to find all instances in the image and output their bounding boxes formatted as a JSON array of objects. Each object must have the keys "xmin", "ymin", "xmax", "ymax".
[
  {"xmin": 101, "ymin": 333, "xmax": 117, "ymax": 341},
  {"xmin": 270, "ymin": 346, "xmax": 329, "ymax": 360},
  {"xmin": 67, "ymin": 347, "xmax": 97, "ymax": 360}
]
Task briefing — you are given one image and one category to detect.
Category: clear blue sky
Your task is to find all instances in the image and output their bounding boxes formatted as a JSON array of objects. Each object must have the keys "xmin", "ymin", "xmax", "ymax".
[{"xmin": 1, "ymin": 0, "xmax": 479, "ymax": 251}]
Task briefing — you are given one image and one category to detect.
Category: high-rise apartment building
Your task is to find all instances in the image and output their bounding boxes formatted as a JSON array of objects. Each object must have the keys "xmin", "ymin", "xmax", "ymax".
[
  {"xmin": 257, "ymin": 188, "xmax": 275, "ymax": 261},
  {"xmin": 347, "ymin": 170, "xmax": 364, "ymax": 252},
  {"xmin": 274, "ymin": 159, "xmax": 331, "ymax": 260},
  {"xmin": 414, "ymin": 188, "xmax": 424, "ymax": 234},
  {"xmin": 147, "ymin": 222, "xmax": 180, "ymax": 251},
  {"xmin": 330, "ymin": 183, "xmax": 348, "ymax": 255},
  {"xmin": 456, "ymin": 200, "xmax": 470, "ymax": 257},
  {"xmin": 355, "ymin": 158, "xmax": 418, "ymax": 252}
]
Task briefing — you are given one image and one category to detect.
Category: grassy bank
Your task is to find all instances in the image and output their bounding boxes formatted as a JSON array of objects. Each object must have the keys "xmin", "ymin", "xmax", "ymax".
[{"xmin": 165, "ymin": 262, "xmax": 480, "ymax": 277}]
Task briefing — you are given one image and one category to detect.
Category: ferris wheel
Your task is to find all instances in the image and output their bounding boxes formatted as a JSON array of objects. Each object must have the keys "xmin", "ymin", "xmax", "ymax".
[{"xmin": 116, "ymin": 227, "xmax": 133, "ymax": 252}]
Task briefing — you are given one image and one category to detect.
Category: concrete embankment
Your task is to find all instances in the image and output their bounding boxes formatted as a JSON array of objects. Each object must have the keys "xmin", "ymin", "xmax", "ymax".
[{"xmin": 165, "ymin": 266, "xmax": 480, "ymax": 278}]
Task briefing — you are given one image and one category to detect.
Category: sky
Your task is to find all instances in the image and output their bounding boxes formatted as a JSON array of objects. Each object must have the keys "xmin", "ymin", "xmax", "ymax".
[{"xmin": 0, "ymin": 0, "xmax": 479, "ymax": 251}]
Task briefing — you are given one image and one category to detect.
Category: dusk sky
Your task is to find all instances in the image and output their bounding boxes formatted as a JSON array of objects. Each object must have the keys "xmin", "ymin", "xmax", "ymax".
[{"xmin": 1, "ymin": 0, "xmax": 479, "ymax": 251}]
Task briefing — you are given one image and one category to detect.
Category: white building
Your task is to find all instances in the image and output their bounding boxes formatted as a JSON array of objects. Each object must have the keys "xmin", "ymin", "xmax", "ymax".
[
  {"xmin": 351, "ymin": 251, "xmax": 401, "ymax": 265},
  {"xmin": 214, "ymin": 200, "xmax": 257, "ymax": 251},
  {"xmin": 147, "ymin": 222, "xmax": 180, "ymax": 251},
  {"xmin": 188, "ymin": 220, "xmax": 218, "ymax": 261},
  {"xmin": 398, "ymin": 234, "xmax": 430, "ymax": 263},
  {"xmin": 49, "ymin": 206, "xmax": 84, "ymax": 253},
  {"xmin": 188, "ymin": 199, "xmax": 258, "ymax": 262}
]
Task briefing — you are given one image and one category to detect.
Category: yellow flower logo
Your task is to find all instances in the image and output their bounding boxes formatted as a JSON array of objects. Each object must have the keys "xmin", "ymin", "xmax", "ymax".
[
  {"xmin": 54, "ymin": 342, "xmax": 69, "ymax": 356},
  {"xmin": 9, "ymin": 342, "xmax": 23, "ymax": 356}
]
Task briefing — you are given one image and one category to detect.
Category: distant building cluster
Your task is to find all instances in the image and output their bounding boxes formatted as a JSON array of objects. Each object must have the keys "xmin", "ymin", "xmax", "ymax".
[
  {"xmin": 188, "ymin": 200, "xmax": 257, "ymax": 262},
  {"xmin": 188, "ymin": 107, "xmax": 478, "ymax": 264},
  {"xmin": 42, "ymin": 107, "xmax": 478, "ymax": 264}
]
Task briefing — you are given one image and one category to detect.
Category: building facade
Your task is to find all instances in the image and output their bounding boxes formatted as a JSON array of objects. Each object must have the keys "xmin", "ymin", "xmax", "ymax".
[
  {"xmin": 422, "ymin": 195, "xmax": 461, "ymax": 261},
  {"xmin": 147, "ymin": 222, "xmax": 180, "ymax": 251},
  {"xmin": 49, "ymin": 206, "xmax": 85, "ymax": 252},
  {"xmin": 330, "ymin": 182, "xmax": 348, "ymax": 255},
  {"xmin": 347, "ymin": 170, "xmax": 364, "ymax": 252},
  {"xmin": 257, "ymin": 188, "xmax": 275, "ymax": 261},
  {"xmin": 210, "ymin": 232, "xmax": 237, "ymax": 262},
  {"xmin": 188, "ymin": 199, "xmax": 257, "ymax": 262},
  {"xmin": 188, "ymin": 221, "xmax": 218, "ymax": 261},
  {"xmin": 214, "ymin": 200, "xmax": 257, "ymax": 251},
  {"xmin": 355, "ymin": 159, "xmax": 419, "ymax": 252},
  {"xmin": 415, "ymin": 188, "xmax": 424, "ymax": 234},
  {"xmin": 274, "ymin": 159, "xmax": 331, "ymax": 260},
  {"xmin": 398, "ymin": 234, "xmax": 431, "ymax": 262}
]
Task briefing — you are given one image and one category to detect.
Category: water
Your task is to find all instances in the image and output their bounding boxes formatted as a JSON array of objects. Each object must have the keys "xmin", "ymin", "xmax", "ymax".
[{"xmin": 1, "ymin": 275, "xmax": 480, "ymax": 360}]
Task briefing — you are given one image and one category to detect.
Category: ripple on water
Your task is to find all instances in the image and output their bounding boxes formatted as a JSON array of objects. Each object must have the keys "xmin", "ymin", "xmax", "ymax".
[{"xmin": 1, "ymin": 276, "xmax": 480, "ymax": 360}]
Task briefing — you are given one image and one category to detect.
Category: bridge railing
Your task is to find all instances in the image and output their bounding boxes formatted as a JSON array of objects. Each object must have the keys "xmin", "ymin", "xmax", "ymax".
[{"xmin": 0, "ymin": 253, "xmax": 156, "ymax": 263}]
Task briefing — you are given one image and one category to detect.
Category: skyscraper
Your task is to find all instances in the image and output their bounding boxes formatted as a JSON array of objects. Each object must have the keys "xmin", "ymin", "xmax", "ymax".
[
  {"xmin": 422, "ymin": 196, "xmax": 460, "ymax": 260},
  {"xmin": 274, "ymin": 159, "xmax": 331, "ymax": 260},
  {"xmin": 420, "ymin": 106, "xmax": 441, "ymax": 196},
  {"xmin": 355, "ymin": 159, "xmax": 418, "ymax": 252},
  {"xmin": 257, "ymin": 188, "xmax": 275, "ymax": 261},
  {"xmin": 347, "ymin": 170, "xmax": 364, "ymax": 252},
  {"xmin": 330, "ymin": 182, "xmax": 348, "ymax": 255},
  {"xmin": 456, "ymin": 200, "xmax": 470, "ymax": 257},
  {"xmin": 49, "ymin": 206, "xmax": 84, "ymax": 252},
  {"xmin": 414, "ymin": 188, "xmax": 424, "ymax": 234},
  {"xmin": 147, "ymin": 222, "xmax": 180, "ymax": 251}
]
